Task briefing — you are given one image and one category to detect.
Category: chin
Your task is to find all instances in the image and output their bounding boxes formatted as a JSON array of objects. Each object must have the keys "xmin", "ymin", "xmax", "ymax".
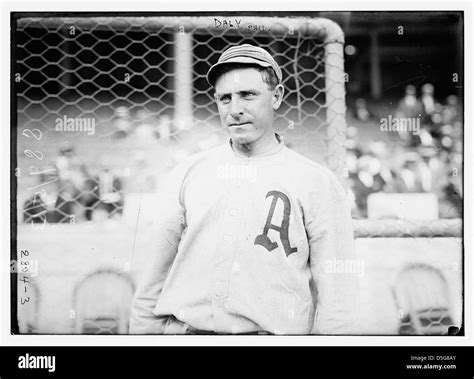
[{"xmin": 231, "ymin": 134, "xmax": 255, "ymax": 146}]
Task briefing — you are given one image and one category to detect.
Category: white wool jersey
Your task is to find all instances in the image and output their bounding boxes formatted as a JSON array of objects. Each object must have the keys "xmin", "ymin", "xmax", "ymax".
[{"xmin": 130, "ymin": 134, "xmax": 359, "ymax": 335}]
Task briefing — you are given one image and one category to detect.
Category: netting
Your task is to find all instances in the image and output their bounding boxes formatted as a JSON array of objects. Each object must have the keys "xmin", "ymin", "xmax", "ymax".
[{"xmin": 15, "ymin": 16, "xmax": 347, "ymax": 226}]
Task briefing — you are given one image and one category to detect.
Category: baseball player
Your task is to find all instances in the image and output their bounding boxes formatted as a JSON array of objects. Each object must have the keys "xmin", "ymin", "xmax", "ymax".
[{"xmin": 129, "ymin": 44, "xmax": 359, "ymax": 335}]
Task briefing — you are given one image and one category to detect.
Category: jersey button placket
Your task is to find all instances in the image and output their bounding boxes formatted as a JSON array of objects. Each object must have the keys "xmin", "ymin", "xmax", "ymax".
[
  {"xmin": 211, "ymin": 179, "xmax": 240, "ymax": 328},
  {"xmin": 212, "ymin": 156, "xmax": 249, "ymax": 331}
]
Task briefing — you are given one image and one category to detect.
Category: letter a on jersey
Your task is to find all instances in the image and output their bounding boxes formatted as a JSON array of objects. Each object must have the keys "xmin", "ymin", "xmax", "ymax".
[{"xmin": 254, "ymin": 190, "xmax": 297, "ymax": 257}]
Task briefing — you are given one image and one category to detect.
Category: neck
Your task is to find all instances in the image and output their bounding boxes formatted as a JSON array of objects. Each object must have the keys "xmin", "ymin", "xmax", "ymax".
[{"xmin": 231, "ymin": 132, "xmax": 280, "ymax": 157}]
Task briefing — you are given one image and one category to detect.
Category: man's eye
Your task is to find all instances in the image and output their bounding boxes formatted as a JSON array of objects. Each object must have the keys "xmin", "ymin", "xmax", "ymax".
[
  {"xmin": 220, "ymin": 96, "xmax": 231, "ymax": 103},
  {"xmin": 243, "ymin": 92, "xmax": 256, "ymax": 99}
]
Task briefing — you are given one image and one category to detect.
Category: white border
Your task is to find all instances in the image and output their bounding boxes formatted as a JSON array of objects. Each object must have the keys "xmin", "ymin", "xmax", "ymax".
[{"xmin": 1, "ymin": 0, "xmax": 472, "ymax": 347}]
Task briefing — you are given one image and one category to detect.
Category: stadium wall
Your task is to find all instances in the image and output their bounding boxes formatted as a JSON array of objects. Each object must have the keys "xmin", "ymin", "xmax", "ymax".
[{"xmin": 16, "ymin": 223, "xmax": 462, "ymax": 335}]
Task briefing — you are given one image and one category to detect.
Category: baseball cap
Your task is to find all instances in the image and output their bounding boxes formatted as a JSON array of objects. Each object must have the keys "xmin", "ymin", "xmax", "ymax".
[{"xmin": 206, "ymin": 44, "xmax": 282, "ymax": 87}]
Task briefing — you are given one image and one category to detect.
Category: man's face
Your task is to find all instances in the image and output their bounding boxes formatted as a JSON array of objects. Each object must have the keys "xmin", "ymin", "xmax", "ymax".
[{"xmin": 214, "ymin": 68, "xmax": 283, "ymax": 146}]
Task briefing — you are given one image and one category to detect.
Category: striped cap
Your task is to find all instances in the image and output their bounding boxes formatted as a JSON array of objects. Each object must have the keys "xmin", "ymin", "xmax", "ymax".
[{"xmin": 206, "ymin": 44, "xmax": 282, "ymax": 86}]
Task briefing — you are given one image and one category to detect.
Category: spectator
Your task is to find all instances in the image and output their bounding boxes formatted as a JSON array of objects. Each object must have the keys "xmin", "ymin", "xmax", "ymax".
[
  {"xmin": 368, "ymin": 142, "xmax": 397, "ymax": 191},
  {"xmin": 355, "ymin": 98, "xmax": 371, "ymax": 121},
  {"xmin": 125, "ymin": 152, "xmax": 159, "ymax": 193},
  {"xmin": 396, "ymin": 84, "xmax": 422, "ymax": 119},
  {"xmin": 345, "ymin": 126, "xmax": 360, "ymax": 150},
  {"xmin": 113, "ymin": 106, "xmax": 133, "ymax": 138},
  {"xmin": 395, "ymin": 85, "xmax": 423, "ymax": 146},
  {"xmin": 348, "ymin": 154, "xmax": 388, "ymax": 217},
  {"xmin": 55, "ymin": 143, "xmax": 89, "ymax": 222},
  {"xmin": 23, "ymin": 168, "xmax": 61, "ymax": 223},
  {"xmin": 88, "ymin": 166, "xmax": 124, "ymax": 221},
  {"xmin": 56, "ymin": 142, "xmax": 88, "ymax": 189},
  {"xmin": 134, "ymin": 109, "xmax": 155, "ymax": 140},
  {"xmin": 442, "ymin": 95, "xmax": 460, "ymax": 125},
  {"xmin": 395, "ymin": 153, "xmax": 431, "ymax": 193},
  {"xmin": 421, "ymin": 83, "xmax": 436, "ymax": 116},
  {"xmin": 443, "ymin": 177, "xmax": 462, "ymax": 217},
  {"xmin": 155, "ymin": 115, "xmax": 172, "ymax": 140}
]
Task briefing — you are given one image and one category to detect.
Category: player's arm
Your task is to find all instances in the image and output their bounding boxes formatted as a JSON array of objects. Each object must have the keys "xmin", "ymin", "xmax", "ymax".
[
  {"xmin": 306, "ymin": 172, "xmax": 360, "ymax": 335},
  {"xmin": 129, "ymin": 166, "xmax": 186, "ymax": 334}
]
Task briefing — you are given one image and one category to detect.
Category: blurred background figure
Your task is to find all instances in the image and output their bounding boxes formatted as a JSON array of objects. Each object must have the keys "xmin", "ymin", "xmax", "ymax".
[
  {"xmin": 346, "ymin": 146, "xmax": 362, "ymax": 217},
  {"xmin": 394, "ymin": 153, "xmax": 431, "ymax": 193},
  {"xmin": 125, "ymin": 152, "xmax": 158, "ymax": 194},
  {"xmin": 155, "ymin": 115, "xmax": 172, "ymax": 140},
  {"xmin": 94, "ymin": 167, "xmax": 124, "ymax": 221},
  {"xmin": 396, "ymin": 85, "xmax": 422, "ymax": 119},
  {"xmin": 134, "ymin": 109, "xmax": 156, "ymax": 141},
  {"xmin": 421, "ymin": 83, "xmax": 436, "ymax": 116},
  {"xmin": 442, "ymin": 175, "xmax": 462, "ymax": 217},
  {"xmin": 368, "ymin": 141, "xmax": 396, "ymax": 190},
  {"xmin": 55, "ymin": 142, "xmax": 90, "ymax": 222},
  {"xmin": 355, "ymin": 98, "xmax": 371, "ymax": 122},
  {"xmin": 443, "ymin": 95, "xmax": 460, "ymax": 125},
  {"xmin": 56, "ymin": 142, "xmax": 88, "ymax": 189},
  {"xmin": 395, "ymin": 85, "xmax": 422, "ymax": 146},
  {"xmin": 86, "ymin": 158, "xmax": 124, "ymax": 222},
  {"xmin": 345, "ymin": 126, "xmax": 359, "ymax": 151},
  {"xmin": 23, "ymin": 167, "xmax": 61, "ymax": 223},
  {"xmin": 113, "ymin": 106, "xmax": 133, "ymax": 138},
  {"xmin": 348, "ymin": 153, "xmax": 389, "ymax": 218}
]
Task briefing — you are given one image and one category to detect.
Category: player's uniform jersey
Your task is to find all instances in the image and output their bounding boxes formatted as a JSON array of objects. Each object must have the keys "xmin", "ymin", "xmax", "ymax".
[{"xmin": 130, "ymin": 134, "xmax": 359, "ymax": 334}]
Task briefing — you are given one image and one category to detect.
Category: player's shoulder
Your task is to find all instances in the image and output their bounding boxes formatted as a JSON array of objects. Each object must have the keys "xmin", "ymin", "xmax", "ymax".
[
  {"xmin": 283, "ymin": 146, "xmax": 346, "ymax": 199},
  {"xmin": 283, "ymin": 146, "xmax": 336, "ymax": 180}
]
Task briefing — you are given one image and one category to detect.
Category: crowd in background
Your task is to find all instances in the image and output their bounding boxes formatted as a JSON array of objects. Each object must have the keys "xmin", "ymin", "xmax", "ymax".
[
  {"xmin": 22, "ymin": 83, "xmax": 463, "ymax": 223},
  {"xmin": 347, "ymin": 84, "xmax": 462, "ymax": 218},
  {"xmin": 23, "ymin": 143, "xmax": 124, "ymax": 224}
]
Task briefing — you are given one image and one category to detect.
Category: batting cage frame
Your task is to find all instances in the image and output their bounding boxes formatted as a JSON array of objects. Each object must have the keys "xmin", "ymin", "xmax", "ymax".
[{"xmin": 13, "ymin": 14, "xmax": 463, "ymax": 335}]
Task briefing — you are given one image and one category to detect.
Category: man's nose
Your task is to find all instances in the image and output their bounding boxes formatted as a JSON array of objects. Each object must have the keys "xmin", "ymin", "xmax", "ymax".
[{"xmin": 229, "ymin": 97, "xmax": 244, "ymax": 118}]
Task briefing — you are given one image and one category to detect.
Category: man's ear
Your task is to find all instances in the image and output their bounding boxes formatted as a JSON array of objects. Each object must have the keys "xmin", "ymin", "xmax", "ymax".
[{"xmin": 272, "ymin": 84, "xmax": 284, "ymax": 111}]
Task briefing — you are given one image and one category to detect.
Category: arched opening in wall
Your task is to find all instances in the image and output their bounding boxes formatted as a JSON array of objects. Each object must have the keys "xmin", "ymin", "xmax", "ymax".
[
  {"xmin": 393, "ymin": 263, "xmax": 455, "ymax": 335},
  {"xmin": 72, "ymin": 268, "xmax": 135, "ymax": 334}
]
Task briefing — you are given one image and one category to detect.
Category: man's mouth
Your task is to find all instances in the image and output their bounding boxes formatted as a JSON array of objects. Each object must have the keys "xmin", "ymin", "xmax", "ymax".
[{"xmin": 229, "ymin": 122, "xmax": 251, "ymax": 127}]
